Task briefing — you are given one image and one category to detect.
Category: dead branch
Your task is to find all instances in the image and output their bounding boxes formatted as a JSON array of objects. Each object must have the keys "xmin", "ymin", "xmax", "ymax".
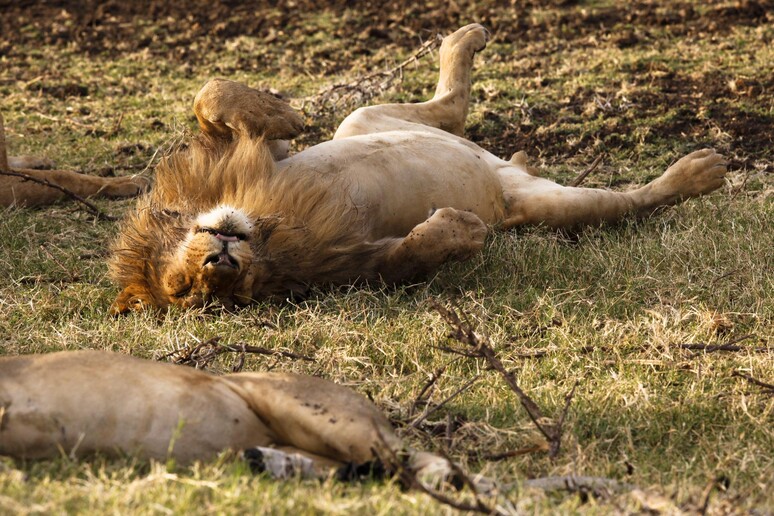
[
  {"xmin": 39, "ymin": 244, "xmax": 80, "ymax": 283},
  {"xmin": 479, "ymin": 444, "xmax": 548, "ymax": 462},
  {"xmin": 162, "ymin": 337, "xmax": 314, "ymax": 371},
  {"xmin": 551, "ymin": 380, "xmax": 579, "ymax": 458},
  {"xmin": 569, "ymin": 154, "xmax": 604, "ymax": 187},
  {"xmin": 731, "ymin": 371, "xmax": 774, "ymax": 394},
  {"xmin": 432, "ymin": 301, "xmax": 580, "ymax": 459},
  {"xmin": 0, "ymin": 112, "xmax": 8, "ymax": 171},
  {"xmin": 0, "ymin": 169, "xmax": 117, "ymax": 221},
  {"xmin": 108, "ymin": 112, "xmax": 125, "ymax": 137},
  {"xmin": 301, "ymin": 35, "xmax": 441, "ymax": 116},
  {"xmin": 409, "ymin": 375, "xmax": 480, "ymax": 429},
  {"xmin": 410, "ymin": 365, "xmax": 446, "ymax": 416},
  {"xmin": 678, "ymin": 334, "xmax": 769, "ymax": 354}
]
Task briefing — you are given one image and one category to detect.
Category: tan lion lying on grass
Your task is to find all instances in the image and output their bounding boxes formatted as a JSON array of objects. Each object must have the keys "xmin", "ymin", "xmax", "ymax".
[
  {"xmin": 108, "ymin": 24, "xmax": 728, "ymax": 314},
  {"xmin": 0, "ymin": 114, "xmax": 148, "ymax": 207},
  {"xmin": 0, "ymin": 350, "xmax": 462, "ymax": 486}
]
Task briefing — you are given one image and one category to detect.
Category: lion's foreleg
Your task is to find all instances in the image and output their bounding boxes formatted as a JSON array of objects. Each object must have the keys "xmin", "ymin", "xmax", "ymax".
[
  {"xmin": 377, "ymin": 207, "xmax": 488, "ymax": 283},
  {"xmin": 193, "ymin": 78, "xmax": 303, "ymax": 141}
]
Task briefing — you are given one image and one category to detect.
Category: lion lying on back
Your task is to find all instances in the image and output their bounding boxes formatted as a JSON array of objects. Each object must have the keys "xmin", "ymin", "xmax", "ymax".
[{"xmin": 110, "ymin": 24, "xmax": 728, "ymax": 314}]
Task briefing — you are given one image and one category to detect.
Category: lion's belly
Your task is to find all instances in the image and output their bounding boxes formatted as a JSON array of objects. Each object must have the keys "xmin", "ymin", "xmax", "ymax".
[{"xmin": 279, "ymin": 132, "xmax": 507, "ymax": 238}]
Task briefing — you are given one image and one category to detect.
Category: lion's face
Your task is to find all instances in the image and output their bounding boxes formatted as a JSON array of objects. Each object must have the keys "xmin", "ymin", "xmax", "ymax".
[{"xmin": 159, "ymin": 206, "xmax": 257, "ymax": 309}]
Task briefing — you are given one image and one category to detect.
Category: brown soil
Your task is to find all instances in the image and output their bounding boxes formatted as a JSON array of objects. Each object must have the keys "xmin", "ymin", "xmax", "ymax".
[{"xmin": 2, "ymin": 0, "xmax": 772, "ymax": 166}]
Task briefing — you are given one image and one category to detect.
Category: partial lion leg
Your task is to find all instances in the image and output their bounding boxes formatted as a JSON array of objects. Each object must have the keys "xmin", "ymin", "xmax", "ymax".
[
  {"xmin": 0, "ymin": 167, "xmax": 150, "ymax": 208},
  {"xmin": 0, "ymin": 114, "xmax": 149, "ymax": 208},
  {"xmin": 333, "ymin": 24, "xmax": 489, "ymax": 138},
  {"xmin": 375, "ymin": 207, "xmax": 489, "ymax": 282},
  {"xmin": 0, "ymin": 350, "xmax": 468, "ymax": 488},
  {"xmin": 499, "ymin": 149, "xmax": 728, "ymax": 229}
]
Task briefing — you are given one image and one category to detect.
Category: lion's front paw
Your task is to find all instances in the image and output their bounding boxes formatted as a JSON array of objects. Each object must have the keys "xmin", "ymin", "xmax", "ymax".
[
  {"xmin": 656, "ymin": 148, "xmax": 728, "ymax": 199},
  {"xmin": 194, "ymin": 79, "xmax": 304, "ymax": 140},
  {"xmin": 410, "ymin": 207, "xmax": 488, "ymax": 262}
]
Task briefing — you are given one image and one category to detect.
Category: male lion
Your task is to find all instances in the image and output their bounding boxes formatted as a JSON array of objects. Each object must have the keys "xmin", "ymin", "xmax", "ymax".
[
  {"xmin": 0, "ymin": 350, "xmax": 463, "ymax": 486},
  {"xmin": 110, "ymin": 24, "xmax": 728, "ymax": 314},
  {"xmin": 0, "ymin": 114, "xmax": 148, "ymax": 207}
]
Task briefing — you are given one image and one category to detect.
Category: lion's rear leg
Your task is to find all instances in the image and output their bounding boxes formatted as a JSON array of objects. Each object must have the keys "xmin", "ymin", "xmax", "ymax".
[
  {"xmin": 378, "ymin": 207, "xmax": 488, "ymax": 282},
  {"xmin": 225, "ymin": 371, "xmax": 464, "ymax": 486},
  {"xmin": 500, "ymin": 149, "xmax": 728, "ymax": 229},
  {"xmin": 333, "ymin": 24, "xmax": 489, "ymax": 138}
]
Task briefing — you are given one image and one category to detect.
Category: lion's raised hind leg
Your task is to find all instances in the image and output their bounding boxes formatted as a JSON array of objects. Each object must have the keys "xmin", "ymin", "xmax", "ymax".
[{"xmin": 333, "ymin": 24, "xmax": 489, "ymax": 138}]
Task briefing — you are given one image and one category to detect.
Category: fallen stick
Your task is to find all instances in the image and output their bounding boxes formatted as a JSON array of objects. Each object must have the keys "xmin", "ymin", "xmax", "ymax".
[
  {"xmin": 678, "ymin": 334, "xmax": 769, "ymax": 354},
  {"xmin": 569, "ymin": 153, "xmax": 604, "ymax": 187},
  {"xmin": 301, "ymin": 36, "xmax": 441, "ymax": 115},
  {"xmin": 409, "ymin": 375, "xmax": 480, "ymax": 429},
  {"xmin": 731, "ymin": 371, "xmax": 774, "ymax": 393},
  {"xmin": 432, "ymin": 301, "xmax": 580, "ymax": 459},
  {"xmin": 162, "ymin": 337, "xmax": 314, "ymax": 372},
  {"xmin": 520, "ymin": 475, "xmax": 632, "ymax": 495}
]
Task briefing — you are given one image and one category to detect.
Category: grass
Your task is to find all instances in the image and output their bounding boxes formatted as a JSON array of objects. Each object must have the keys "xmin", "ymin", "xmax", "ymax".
[{"xmin": 1, "ymin": 1, "xmax": 772, "ymax": 513}]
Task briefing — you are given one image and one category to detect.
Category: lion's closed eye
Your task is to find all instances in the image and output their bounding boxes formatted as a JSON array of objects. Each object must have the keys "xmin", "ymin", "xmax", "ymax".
[{"xmin": 173, "ymin": 283, "xmax": 193, "ymax": 298}]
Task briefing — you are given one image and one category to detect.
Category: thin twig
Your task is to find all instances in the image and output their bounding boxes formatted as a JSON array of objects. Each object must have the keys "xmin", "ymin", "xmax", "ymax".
[
  {"xmin": 410, "ymin": 366, "xmax": 446, "ymax": 416},
  {"xmin": 520, "ymin": 475, "xmax": 632, "ymax": 496},
  {"xmin": 678, "ymin": 334, "xmax": 769, "ymax": 355},
  {"xmin": 108, "ymin": 112, "xmax": 125, "ymax": 137},
  {"xmin": 480, "ymin": 444, "xmax": 547, "ymax": 462},
  {"xmin": 301, "ymin": 36, "xmax": 441, "ymax": 115},
  {"xmin": 731, "ymin": 371, "xmax": 774, "ymax": 393},
  {"xmin": 0, "ymin": 169, "xmax": 116, "ymax": 221},
  {"xmin": 162, "ymin": 337, "xmax": 314, "ymax": 371},
  {"xmin": 551, "ymin": 380, "xmax": 579, "ymax": 459},
  {"xmin": 34, "ymin": 112, "xmax": 100, "ymax": 133},
  {"xmin": 39, "ymin": 245, "xmax": 80, "ymax": 283},
  {"xmin": 569, "ymin": 154, "xmax": 604, "ymax": 187},
  {"xmin": 409, "ymin": 375, "xmax": 480, "ymax": 429}
]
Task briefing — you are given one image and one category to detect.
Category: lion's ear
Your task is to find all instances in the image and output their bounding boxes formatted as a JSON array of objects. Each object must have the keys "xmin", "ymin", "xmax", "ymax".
[{"xmin": 110, "ymin": 286, "xmax": 153, "ymax": 316}]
